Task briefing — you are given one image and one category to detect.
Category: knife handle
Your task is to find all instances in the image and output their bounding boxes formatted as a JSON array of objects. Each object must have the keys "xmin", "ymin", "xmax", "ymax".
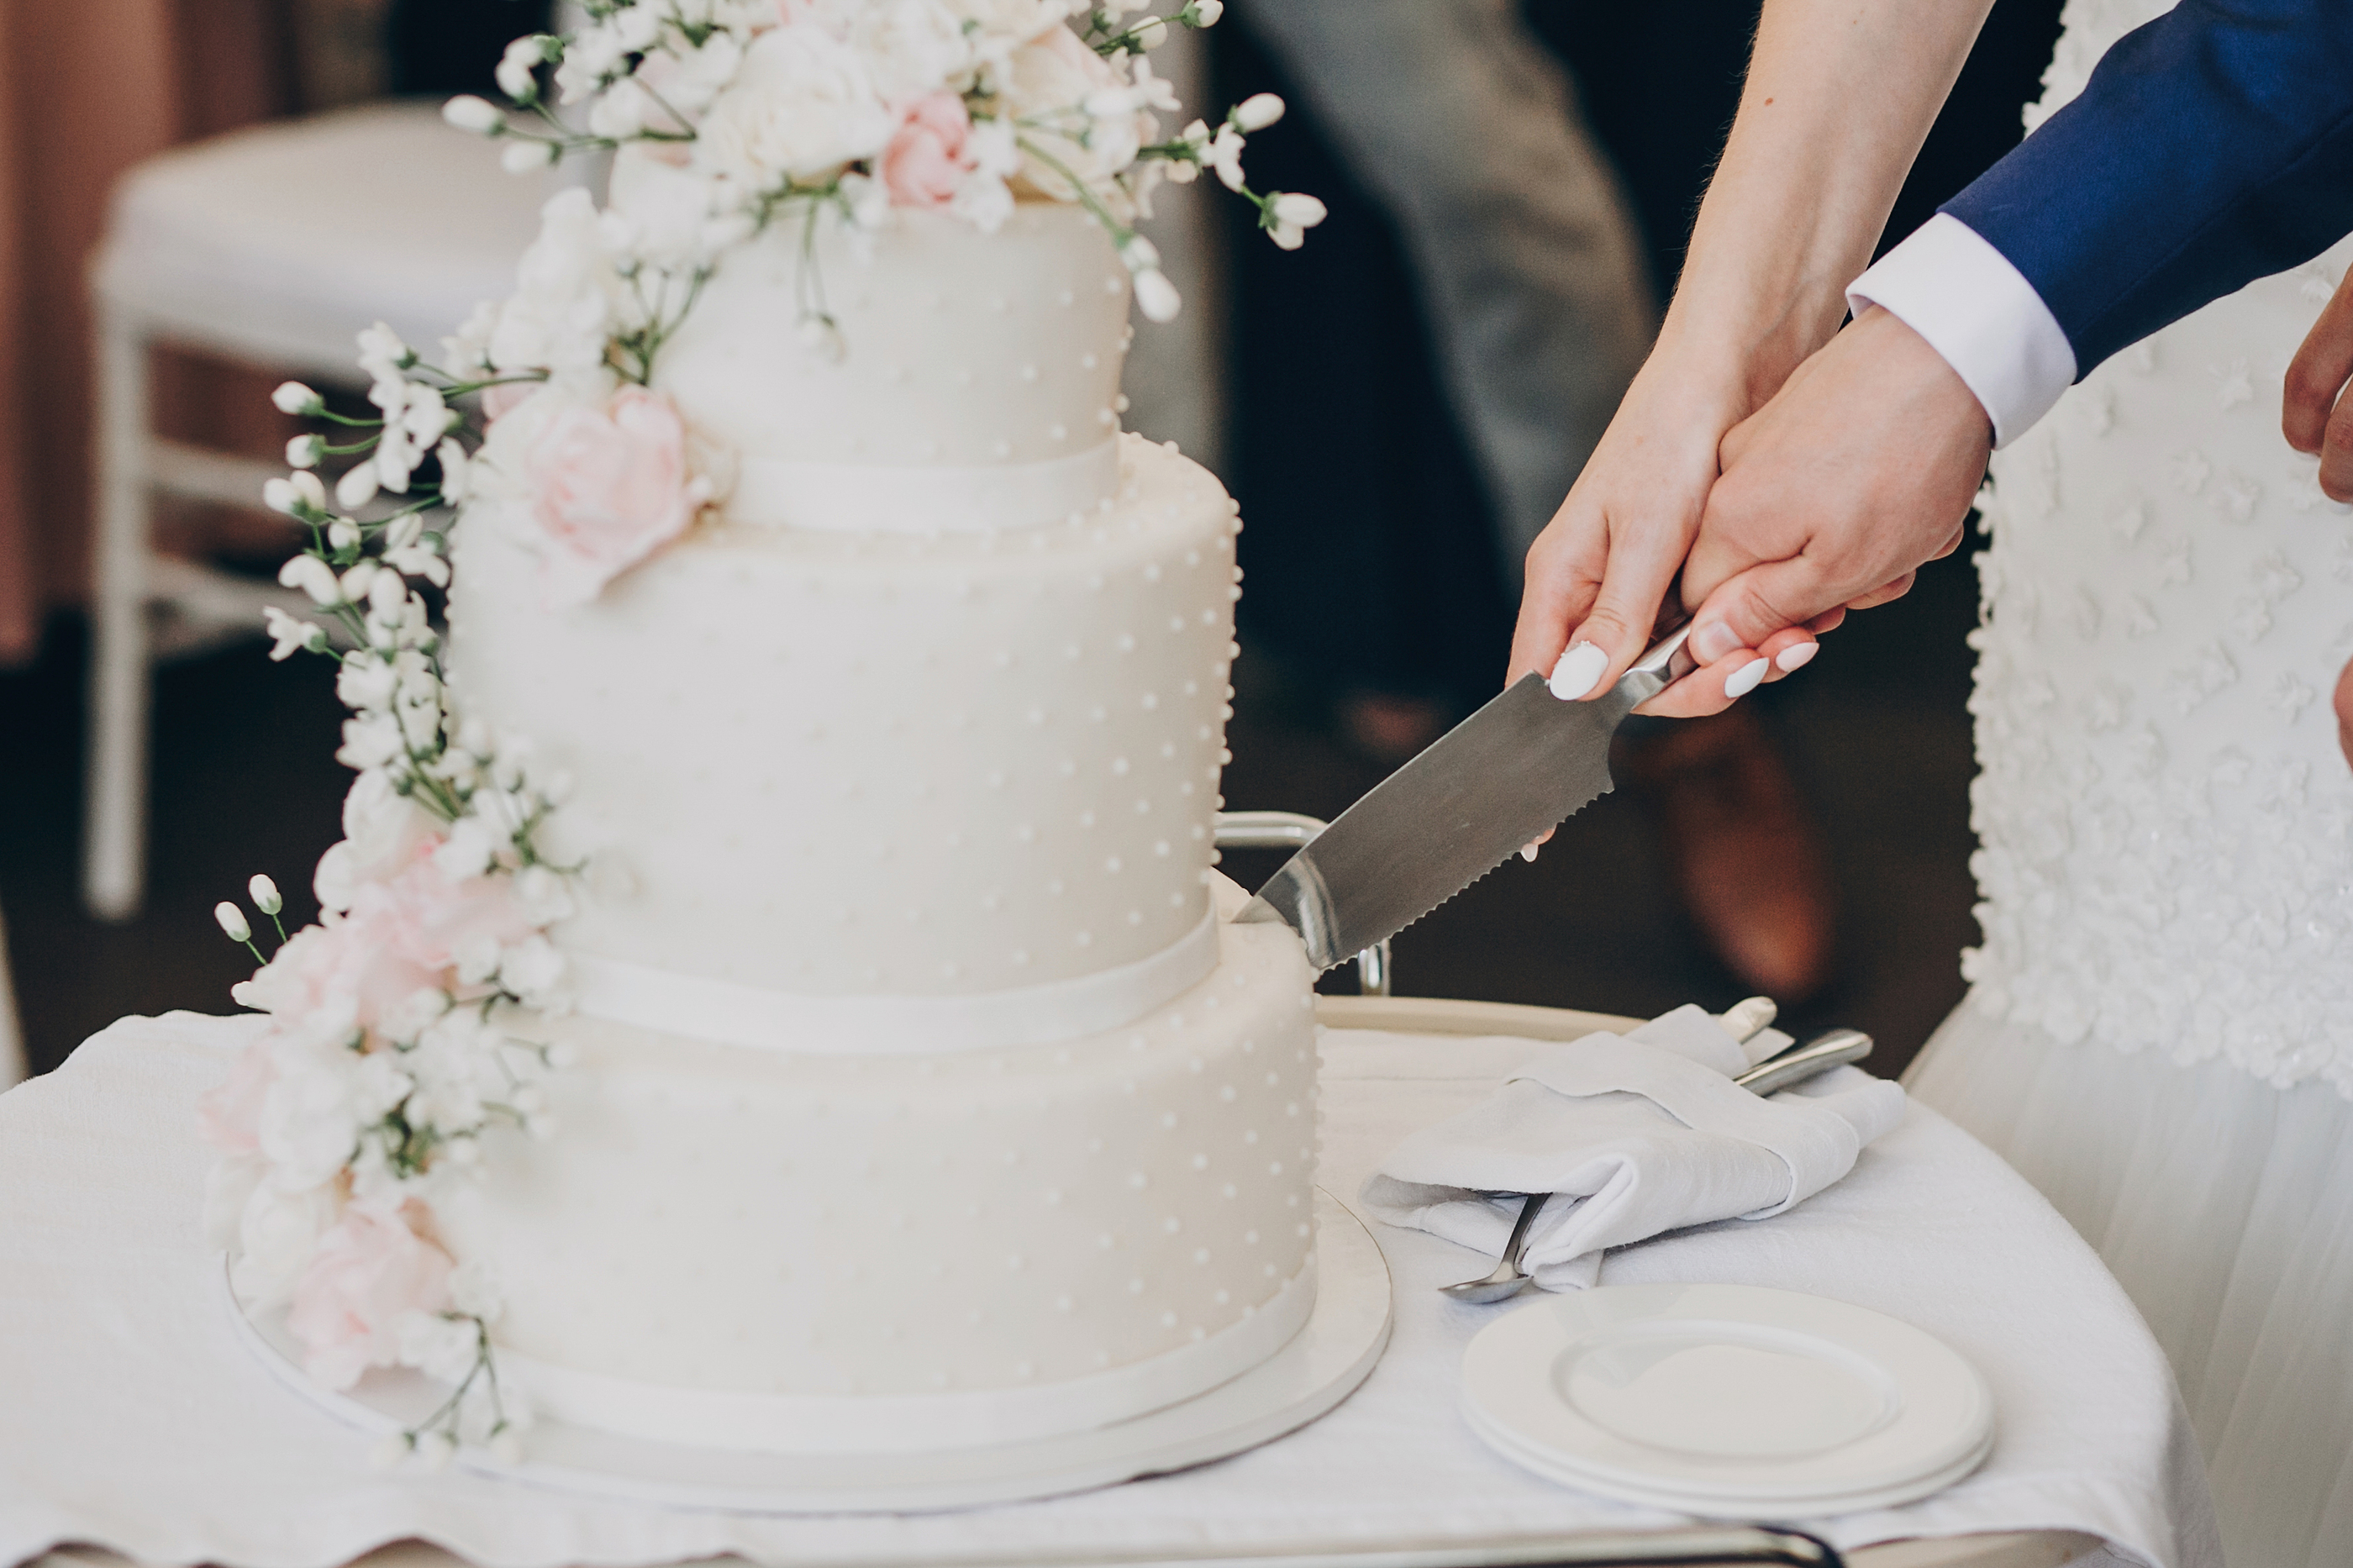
[
  {"xmin": 1734, "ymin": 1028, "xmax": 1874, "ymax": 1096},
  {"xmin": 1618, "ymin": 624, "xmax": 1698, "ymax": 708}
]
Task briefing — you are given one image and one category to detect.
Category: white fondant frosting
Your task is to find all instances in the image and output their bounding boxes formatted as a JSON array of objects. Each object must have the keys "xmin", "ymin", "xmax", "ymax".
[
  {"xmin": 504, "ymin": 1259, "xmax": 1317, "ymax": 1454},
  {"xmin": 434, "ymin": 918, "xmax": 1321, "ymax": 1446},
  {"xmin": 613, "ymin": 150, "xmax": 1134, "ymax": 521},
  {"xmin": 445, "ymin": 437, "xmax": 1240, "ymax": 1001},
  {"xmin": 728, "ymin": 444, "xmax": 1121, "ymax": 534},
  {"xmin": 566, "ymin": 906, "xmax": 1218, "ymax": 1052},
  {"xmin": 439, "ymin": 177, "xmax": 1321, "ymax": 1454}
]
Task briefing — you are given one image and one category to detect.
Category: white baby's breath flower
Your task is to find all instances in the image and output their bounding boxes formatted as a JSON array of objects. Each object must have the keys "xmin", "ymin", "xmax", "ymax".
[
  {"xmin": 1132, "ymin": 266, "xmax": 1181, "ymax": 322},
  {"xmin": 214, "ymin": 902, "xmax": 253, "ymax": 944},
  {"xmin": 443, "ymin": 94, "xmax": 506, "ymax": 135},
  {"xmin": 337, "ymin": 713, "xmax": 408, "ymax": 771},
  {"xmin": 262, "ymin": 606, "xmax": 326, "ymax": 662},
  {"xmin": 1269, "ymin": 191, "xmax": 1327, "ymax": 229},
  {"xmin": 416, "ymin": 1430, "xmax": 458, "ymax": 1471},
  {"xmin": 357, "ymin": 323, "xmax": 413, "ymax": 381},
  {"xmin": 513, "ymin": 864, "xmax": 577, "ymax": 925},
  {"xmin": 440, "ymin": 301, "xmax": 501, "ymax": 376},
  {"xmin": 335, "ymin": 463, "xmax": 382, "ymax": 510},
  {"xmin": 396, "ymin": 1309, "xmax": 482, "ymax": 1384},
  {"xmin": 248, "ymin": 874, "xmax": 282, "ymax": 916},
  {"xmin": 279, "ymin": 554, "xmax": 343, "ymax": 608},
  {"xmin": 498, "ymin": 936, "xmax": 567, "ymax": 1003},
  {"xmin": 1208, "ymin": 123, "xmax": 1245, "ymax": 191},
  {"xmin": 850, "ymin": 0, "xmax": 974, "ymax": 101},
  {"xmin": 1232, "ymin": 92, "xmax": 1283, "ymax": 131},
  {"xmin": 230, "ymin": 1176, "xmax": 340, "ymax": 1308},
  {"xmin": 434, "ymin": 818, "xmax": 503, "ymax": 881},
  {"xmin": 502, "ymin": 139, "xmax": 560, "ymax": 175},
  {"xmin": 273, "ymin": 381, "xmax": 324, "ymax": 416},
  {"xmin": 286, "ymin": 434, "xmax": 324, "ymax": 469}
]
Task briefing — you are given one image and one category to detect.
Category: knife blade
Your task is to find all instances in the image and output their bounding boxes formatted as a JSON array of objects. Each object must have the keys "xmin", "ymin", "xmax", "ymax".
[{"xmin": 1238, "ymin": 625, "xmax": 1697, "ymax": 969}]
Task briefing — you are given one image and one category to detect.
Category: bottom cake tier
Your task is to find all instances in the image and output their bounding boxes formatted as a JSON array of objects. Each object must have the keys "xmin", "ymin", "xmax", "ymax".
[{"xmin": 434, "ymin": 905, "xmax": 1319, "ymax": 1454}]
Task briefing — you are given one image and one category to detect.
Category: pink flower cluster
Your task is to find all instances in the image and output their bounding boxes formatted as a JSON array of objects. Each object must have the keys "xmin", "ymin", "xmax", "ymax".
[
  {"xmin": 287, "ymin": 1205, "xmax": 456, "ymax": 1390},
  {"xmin": 522, "ymin": 386, "xmax": 713, "ymax": 608},
  {"xmin": 880, "ymin": 92, "xmax": 975, "ymax": 208}
]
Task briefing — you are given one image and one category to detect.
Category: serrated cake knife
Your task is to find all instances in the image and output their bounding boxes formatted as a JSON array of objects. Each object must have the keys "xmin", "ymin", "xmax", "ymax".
[{"xmin": 1238, "ymin": 625, "xmax": 1696, "ymax": 969}]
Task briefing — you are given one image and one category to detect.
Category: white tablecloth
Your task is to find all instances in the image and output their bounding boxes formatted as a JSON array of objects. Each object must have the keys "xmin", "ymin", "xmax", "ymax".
[{"xmin": 0, "ymin": 1013, "xmax": 2218, "ymax": 1568}]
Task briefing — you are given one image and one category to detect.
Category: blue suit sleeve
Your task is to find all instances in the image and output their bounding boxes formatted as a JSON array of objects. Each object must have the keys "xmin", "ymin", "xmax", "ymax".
[{"xmin": 1941, "ymin": 0, "xmax": 2353, "ymax": 380}]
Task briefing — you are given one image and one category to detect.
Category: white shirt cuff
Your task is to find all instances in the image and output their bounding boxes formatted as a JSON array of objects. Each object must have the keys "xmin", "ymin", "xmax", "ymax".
[{"xmin": 1846, "ymin": 213, "xmax": 2077, "ymax": 449}]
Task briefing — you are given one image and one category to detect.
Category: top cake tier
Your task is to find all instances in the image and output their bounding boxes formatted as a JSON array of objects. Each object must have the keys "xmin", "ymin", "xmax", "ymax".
[{"xmin": 617, "ymin": 152, "xmax": 1134, "ymax": 535}]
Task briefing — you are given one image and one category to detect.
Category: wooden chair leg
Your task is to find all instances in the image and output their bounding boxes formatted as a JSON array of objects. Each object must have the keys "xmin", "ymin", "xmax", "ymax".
[{"xmin": 83, "ymin": 305, "xmax": 152, "ymax": 922}]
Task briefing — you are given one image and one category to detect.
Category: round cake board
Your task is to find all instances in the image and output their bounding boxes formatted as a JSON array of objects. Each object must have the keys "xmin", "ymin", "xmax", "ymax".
[{"xmin": 222, "ymin": 1188, "xmax": 1393, "ymax": 1513}]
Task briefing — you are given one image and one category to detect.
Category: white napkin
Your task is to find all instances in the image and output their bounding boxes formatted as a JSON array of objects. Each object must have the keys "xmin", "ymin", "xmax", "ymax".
[{"xmin": 1361, "ymin": 1005, "xmax": 1907, "ymax": 1289}]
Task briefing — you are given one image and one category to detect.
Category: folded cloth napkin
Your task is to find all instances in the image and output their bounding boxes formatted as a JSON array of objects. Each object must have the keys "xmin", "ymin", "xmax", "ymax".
[{"xmin": 1360, "ymin": 1005, "xmax": 1907, "ymax": 1289}]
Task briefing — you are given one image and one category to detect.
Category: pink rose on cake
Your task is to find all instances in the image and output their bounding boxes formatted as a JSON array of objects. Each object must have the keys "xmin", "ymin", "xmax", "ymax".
[
  {"xmin": 287, "ymin": 1203, "xmax": 455, "ymax": 1390},
  {"xmin": 522, "ymin": 386, "xmax": 715, "ymax": 608},
  {"xmin": 881, "ymin": 91, "xmax": 976, "ymax": 208}
]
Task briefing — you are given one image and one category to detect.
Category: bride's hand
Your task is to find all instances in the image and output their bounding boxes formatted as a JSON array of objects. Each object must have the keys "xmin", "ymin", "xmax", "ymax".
[
  {"xmin": 1508, "ymin": 339, "xmax": 1832, "ymax": 713},
  {"xmin": 2285, "ymin": 265, "xmax": 2353, "ymax": 501}
]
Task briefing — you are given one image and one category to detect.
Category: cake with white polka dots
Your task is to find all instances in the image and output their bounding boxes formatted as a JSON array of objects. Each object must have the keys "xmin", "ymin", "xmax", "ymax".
[{"xmin": 434, "ymin": 176, "xmax": 1321, "ymax": 1454}]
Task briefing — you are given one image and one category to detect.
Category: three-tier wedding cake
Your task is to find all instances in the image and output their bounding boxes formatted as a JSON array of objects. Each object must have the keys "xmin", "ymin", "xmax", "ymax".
[{"xmin": 200, "ymin": 0, "xmax": 1334, "ymax": 1465}]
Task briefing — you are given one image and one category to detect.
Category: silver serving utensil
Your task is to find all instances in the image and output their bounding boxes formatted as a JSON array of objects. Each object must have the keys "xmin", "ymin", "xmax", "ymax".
[
  {"xmin": 1240, "ymin": 625, "xmax": 1697, "ymax": 970},
  {"xmin": 1733, "ymin": 1028, "xmax": 1873, "ymax": 1095},
  {"xmin": 1440, "ymin": 1192, "xmax": 1550, "ymax": 1304},
  {"xmin": 1436, "ymin": 1023, "xmax": 1871, "ymax": 1303}
]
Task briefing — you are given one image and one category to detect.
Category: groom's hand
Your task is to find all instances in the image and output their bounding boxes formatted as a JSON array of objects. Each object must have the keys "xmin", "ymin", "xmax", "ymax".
[
  {"xmin": 1677, "ymin": 307, "xmax": 1991, "ymax": 665},
  {"xmin": 2286, "ymin": 265, "xmax": 2353, "ymax": 501}
]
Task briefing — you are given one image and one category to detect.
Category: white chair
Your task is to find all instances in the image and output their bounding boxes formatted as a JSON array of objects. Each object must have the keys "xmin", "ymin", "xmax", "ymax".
[{"xmin": 84, "ymin": 102, "xmax": 547, "ymax": 918}]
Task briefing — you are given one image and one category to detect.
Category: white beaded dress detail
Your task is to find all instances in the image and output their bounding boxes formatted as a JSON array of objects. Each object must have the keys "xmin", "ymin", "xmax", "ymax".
[
  {"xmin": 1906, "ymin": 4, "xmax": 2353, "ymax": 1562},
  {"xmin": 1961, "ymin": 0, "xmax": 2353, "ymax": 1097}
]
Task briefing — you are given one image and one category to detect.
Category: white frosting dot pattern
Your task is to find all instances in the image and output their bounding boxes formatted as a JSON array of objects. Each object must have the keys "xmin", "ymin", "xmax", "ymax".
[
  {"xmin": 451, "ymin": 439, "xmax": 1237, "ymax": 998},
  {"xmin": 437, "ymin": 918, "xmax": 1315, "ymax": 1397}
]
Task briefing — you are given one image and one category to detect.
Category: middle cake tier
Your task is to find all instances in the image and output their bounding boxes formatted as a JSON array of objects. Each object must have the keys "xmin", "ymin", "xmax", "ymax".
[{"xmin": 445, "ymin": 434, "xmax": 1240, "ymax": 1034}]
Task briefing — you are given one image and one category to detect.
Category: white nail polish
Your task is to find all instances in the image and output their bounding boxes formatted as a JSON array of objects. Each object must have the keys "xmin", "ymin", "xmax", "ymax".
[
  {"xmin": 1775, "ymin": 642, "xmax": 1818, "ymax": 673},
  {"xmin": 1724, "ymin": 657, "xmax": 1770, "ymax": 699},
  {"xmin": 1520, "ymin": 842, "xmax": 1540, "ymax": 864},
  {"xmin": 1548, "ymin": 640, "xmax": 1608, "ymax": 701}
]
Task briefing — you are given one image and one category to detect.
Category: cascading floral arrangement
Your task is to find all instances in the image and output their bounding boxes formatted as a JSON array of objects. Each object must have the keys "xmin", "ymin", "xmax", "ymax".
[{"xmin": 200, "ymin": 0, "xmax": 1316, "ymax": 1468}]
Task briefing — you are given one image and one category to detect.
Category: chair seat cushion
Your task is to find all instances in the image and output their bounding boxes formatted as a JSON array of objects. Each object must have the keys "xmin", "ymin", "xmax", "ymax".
[{"xmin": 94, "ymin": 102, "xmax": 555, "ymax": 380}]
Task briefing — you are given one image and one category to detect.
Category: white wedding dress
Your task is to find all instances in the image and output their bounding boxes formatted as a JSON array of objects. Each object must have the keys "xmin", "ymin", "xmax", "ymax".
[{"xmin": 1904, "ymin": 3, "xmax": 2353, "ymax": 1564}]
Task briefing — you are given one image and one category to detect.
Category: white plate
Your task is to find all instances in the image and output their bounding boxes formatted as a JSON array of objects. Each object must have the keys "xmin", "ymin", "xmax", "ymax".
[
  {"xmin": 1461, "ymin": 1283, "xmax": 1992, "ymax": 1519},
  {"xmin": 224, "ymin": 1188, "xmax": 1392, "ymax": 1514}
]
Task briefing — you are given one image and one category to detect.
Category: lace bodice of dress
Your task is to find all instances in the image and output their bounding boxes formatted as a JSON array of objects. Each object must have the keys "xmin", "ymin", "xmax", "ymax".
[{"xmin": 1967, "ymin": 0, "xmax": 2353, "ymax": 1096}]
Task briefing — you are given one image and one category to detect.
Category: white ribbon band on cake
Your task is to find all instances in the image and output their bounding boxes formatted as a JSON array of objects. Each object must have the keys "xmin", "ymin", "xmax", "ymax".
[
  {"xmin": 727, "ymin": 440, "xmax": 1122, "ymax": 533},
  {"xmin": 566, "ymin": 908, "xmax": 1222, "ymax": 1053},
  {"xmin": 503, "ymin": 1258, "xmax": 1317, "ymax": 1454}
]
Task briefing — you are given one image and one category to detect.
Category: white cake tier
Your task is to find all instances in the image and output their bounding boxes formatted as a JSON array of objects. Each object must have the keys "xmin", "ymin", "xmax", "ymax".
[
  {"xmin": 445, "ymin": 435, "xmax": 1241, "ymax": 1029},
  {"xmin": 434, "ymin": 907, "xmax": 1319, "ymax": 1454},
  {"xmin": 614, "ymin": 150, "xmax": 1133, "ymax": 534}
]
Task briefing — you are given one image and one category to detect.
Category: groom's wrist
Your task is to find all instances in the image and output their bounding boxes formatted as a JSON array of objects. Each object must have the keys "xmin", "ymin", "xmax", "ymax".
[{"xmin": 1848, "ymin": 213, "xmax": 2077, "ymax": 449}]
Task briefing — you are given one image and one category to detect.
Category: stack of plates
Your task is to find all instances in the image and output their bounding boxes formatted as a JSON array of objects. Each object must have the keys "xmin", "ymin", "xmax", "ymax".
[{"xmin": 1461, "ymin": 1283, "xmax": 1993, "ymax": 1519}]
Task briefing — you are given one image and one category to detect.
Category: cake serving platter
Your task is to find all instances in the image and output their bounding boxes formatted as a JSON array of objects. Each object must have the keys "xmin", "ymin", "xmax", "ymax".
[{"xmin": 222, "ymin": 1188, "xmax": 1392, "ymax": 1513}]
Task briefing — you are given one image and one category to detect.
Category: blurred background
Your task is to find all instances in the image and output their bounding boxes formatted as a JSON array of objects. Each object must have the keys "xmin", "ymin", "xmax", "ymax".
[{"xmin": 0, "ymin": 0, "xmax": 2063, "ymax": 1081}]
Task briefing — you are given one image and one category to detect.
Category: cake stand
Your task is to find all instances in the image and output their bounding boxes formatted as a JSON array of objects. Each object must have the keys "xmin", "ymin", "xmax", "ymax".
[{"xmin": 222, "ymin": 1187, "xmax": 1392, "ymax": 1513}]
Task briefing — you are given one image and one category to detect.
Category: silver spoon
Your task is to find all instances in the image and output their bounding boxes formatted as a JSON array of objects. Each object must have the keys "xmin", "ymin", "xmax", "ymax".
[{"xmin": 1440, "ymin": 1192, "xmax": 1550, "ymax": 1304}]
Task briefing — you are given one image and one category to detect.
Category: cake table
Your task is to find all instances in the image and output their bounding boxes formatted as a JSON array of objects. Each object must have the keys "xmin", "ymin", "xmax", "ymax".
[{"xmin": 0, "ymin": 1001, "xmax": 2214, "ymax": 1568}]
